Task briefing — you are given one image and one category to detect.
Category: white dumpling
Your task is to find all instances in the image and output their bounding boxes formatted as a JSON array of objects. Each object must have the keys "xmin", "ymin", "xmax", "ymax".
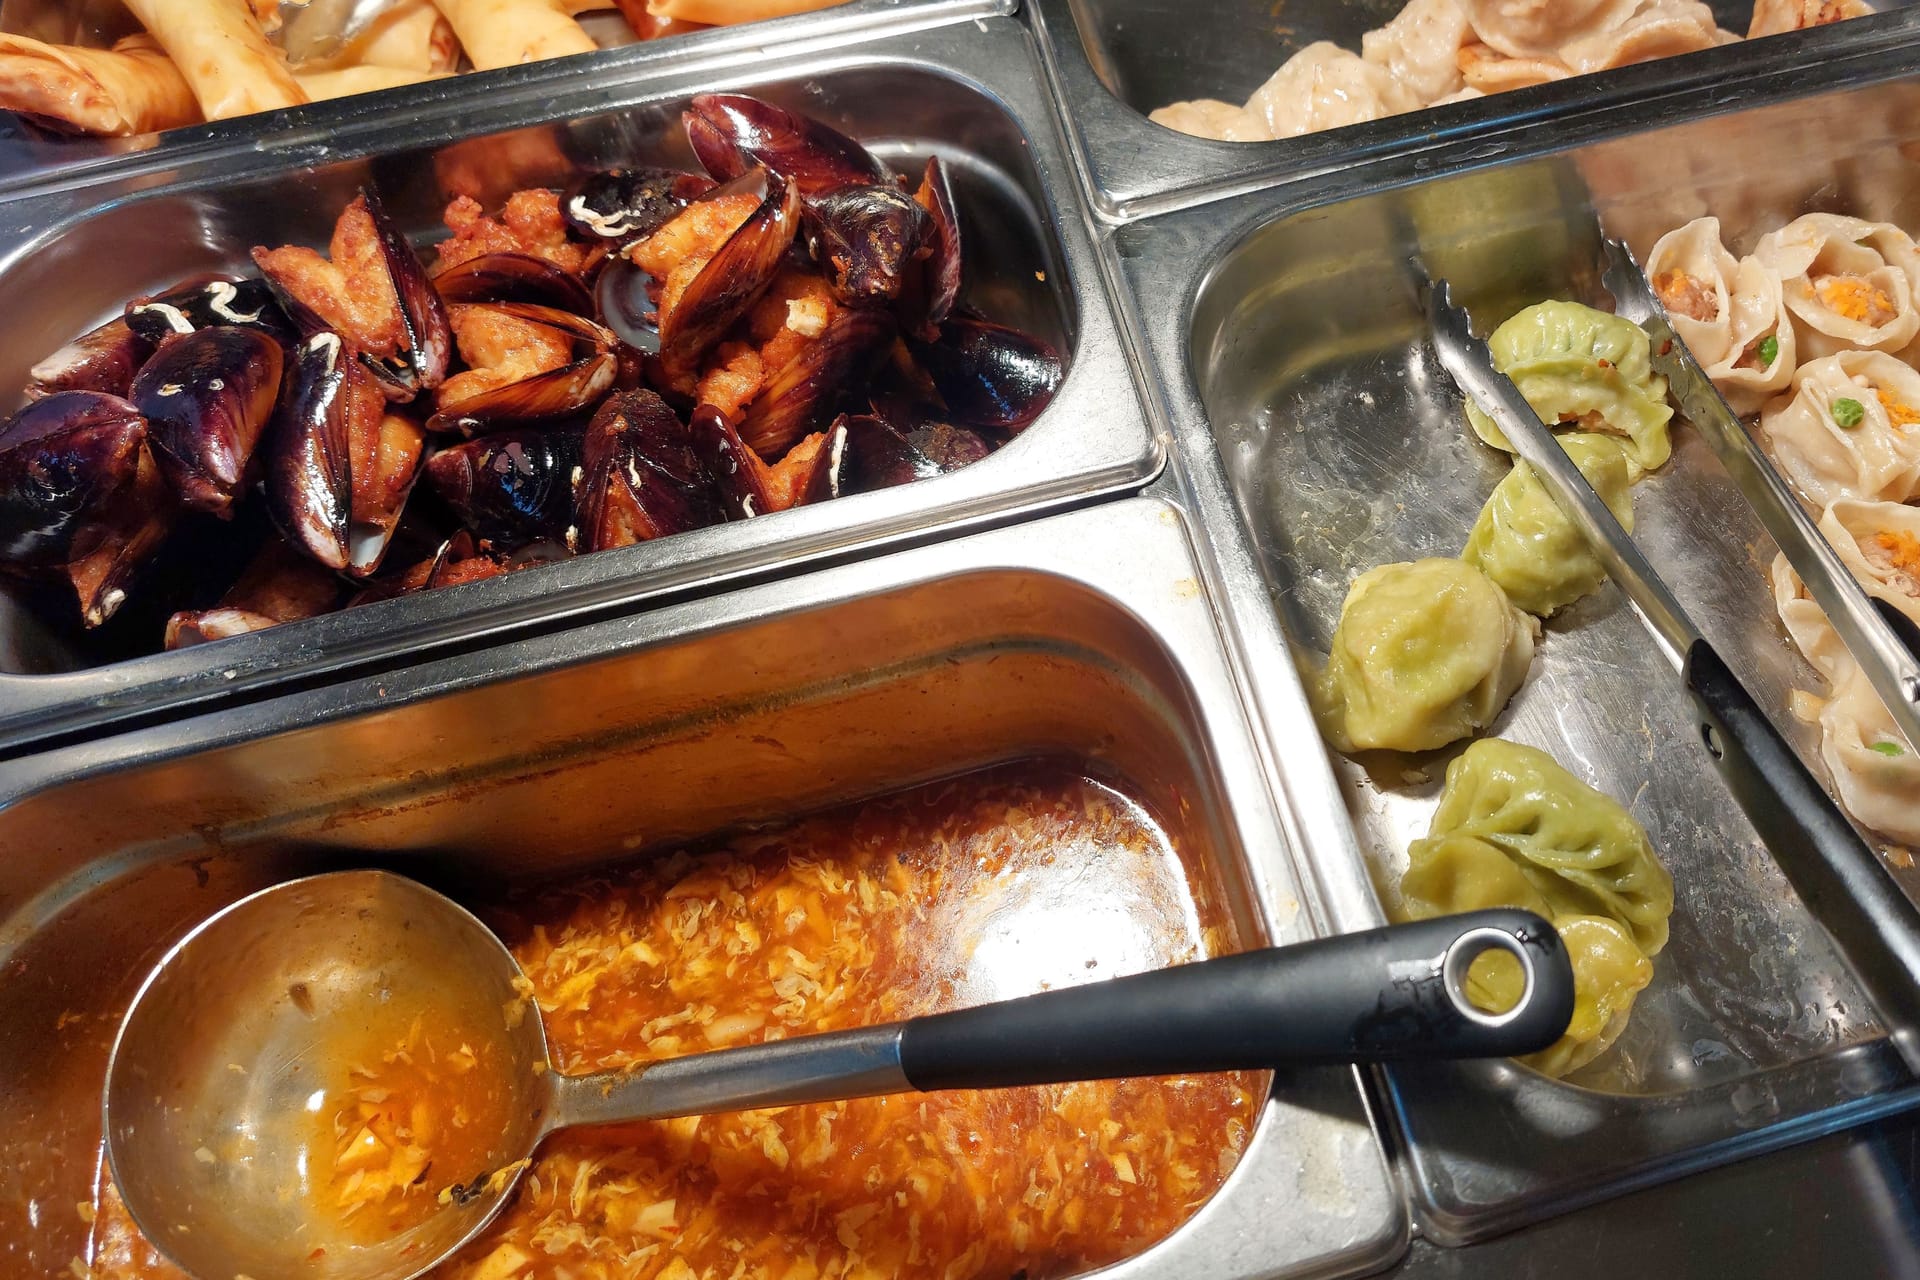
[
  {"xmin": 1556, "ymin": 0, "xmax": 1727, "ymax": 74},
  {"xmin": 1648, "ymin": 216, "xmax": 1740, "ymax": 367},
  {"xmin": 1758, "ymin": 351, "xmax": 1920, "ymax": 507},
  {"xmin": 1753, "ymin": 213, "xmax": 1920, "ymax": 359},
  {"xmin": 1820, "ymin": 499, "xmax": 1920, "ymax": 627},
  {"xmin": 1243, "ymin": 42, "xmax": 1422, "ymax": 140},
  {"xmin": 1361, "ymin": 0, "xmax": 1473, "ymax": 103},
  {"xmin": 1770, "ymin": 552, "xmax": 1846, "ymax": 684},
  {"xmin": 1704, "ymin": 255, "xmax": 1798, "ymax": 414},
  {"xmin": 1457, "ymin": 41, "xmax": 1571, "ymax": 93},
  {"xmin": 1462, "ymin": 0, "xmax": 1640, "ymax": 58},
  {"xmin": 1147, "ymin": 96, "xmax": 1272, "ymax": 142}
]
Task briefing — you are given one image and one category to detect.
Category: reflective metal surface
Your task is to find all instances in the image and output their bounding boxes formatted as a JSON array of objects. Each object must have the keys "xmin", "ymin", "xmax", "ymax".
[
  {"xmin": 1105, "ymin": 67, "xmax": 1920, "ymax": 1244},
  {"xmin": 0, "ymin": 498, "xmax": 1404, "ymax": 1280},
  {"xmin": 1029, "ymin": 0, "xmax": 1920, "ymax": 220},
  {"xmin": 0, "ymin": 0, "xmax": 1011, "ymax": 196},
  {"xmin": 0, "ymin": 17, "xmax": 1158, "ymax": 754}
]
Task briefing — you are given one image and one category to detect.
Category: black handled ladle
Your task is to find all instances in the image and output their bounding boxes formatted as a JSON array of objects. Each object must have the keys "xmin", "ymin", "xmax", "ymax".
[{"xmin": 104, "ymin": 870, "xmax": 1572, "ymax": 1280}]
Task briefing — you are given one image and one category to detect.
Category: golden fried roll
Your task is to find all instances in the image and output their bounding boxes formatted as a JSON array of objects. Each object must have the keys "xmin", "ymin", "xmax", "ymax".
[
  {"xmin": 318, "ymin": 0, "xmax": 459, "ymax": 73},
  {"xmin": 121, "ymin": 0, "xmax": 307, "ymax": 120},
  {"xmin": 645, "ymin": 0, "xmax": 842, "ymax": 21},
  {"xmin": 426, "ymin": 0, "xmax": 599, "ymax": 69},
  {"xmin": 295, "ymin": 66, "xmax": 452, "ymax": 101},
  {"xmin": 1748, "ymin": 0, "xmax": 1870, "ymax": 37},
  {"xmin": 0, "ymin": 33, "xmax": 200, "ymax": 136}
]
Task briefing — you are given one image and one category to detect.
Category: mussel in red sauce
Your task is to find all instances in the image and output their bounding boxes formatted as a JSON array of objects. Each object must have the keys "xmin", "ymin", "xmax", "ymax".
[
  {"xmin": 684, "ymin": 93, "xmax": 892, "ymax": 196},
  {"xmin": 425, "ymin": 424, "xmax": 585, "ymax": 550},
  {"xmin": 575, "ymin": 389, "xmax": 721, "ymax": 550},
  {"xmin": 130, "ymin": 326, "xmax": 284, "ymax": 517},
  {"xmin": 429, "ymin": 303, "xmax": 618, "ymax": 437},
  {"xmin": 27, "ymin": 319, "xmax": 153, "ymax": 400}
]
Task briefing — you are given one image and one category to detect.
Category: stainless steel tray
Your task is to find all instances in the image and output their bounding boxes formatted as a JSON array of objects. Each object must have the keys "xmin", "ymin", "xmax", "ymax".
[
  {"xmin": 1107, "ymin": 66, "xmax": 1920, "ymax": 1242},
  {"xmin": 0, "ymin": 16, "xmax": 1156, "ymax": 754},
  {"xmin": 1029, "ymin": 0, "xmax": 1920, "ymax": 220},
  {"xmin": 0, "ymin": 0, "xmax": 1009, "ymax": 201},
  {"xmin": 0, "ymin": 496, "xmax": 1404, "ymax": 1280}
]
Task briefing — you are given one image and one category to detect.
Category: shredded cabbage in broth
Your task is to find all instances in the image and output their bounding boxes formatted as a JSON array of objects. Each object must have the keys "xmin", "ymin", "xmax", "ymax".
[{"xmin": 82, "ymin": 768, "xmax": 1258, "ymax": 1280}]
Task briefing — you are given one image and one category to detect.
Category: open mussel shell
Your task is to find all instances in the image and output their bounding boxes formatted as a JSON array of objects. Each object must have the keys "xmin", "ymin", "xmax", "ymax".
[
  {"xmin": 350, "ymin": 412, "xmax": 427, "ymax": 578},
  {"xmin": 738, "ymin": 307, "xmax": 894, "ymax": 460},
  {"xmin": 0, "ymin": 391, "xmax": 150, "ymax": 566},
  {"xmin": 265, "ymin": 331, "xmax": 376, "ymax": 571},
  {"xmin": 913, "ymin": 315, "xmax": 1063, "ymax": 433},
  {"xmin": 908, "ymin": 157, "xmax": 962, "ymax": 340},
  {"xmin": 362, "ymin": 187, "xmax": 453, "ymax": 400},
  {"xmin": 574, "ymin": 389, "xmax": 720, "ymax": 551},
  {"xmin": 425, "ymin": 424, "xmax": 585, "ymax": 549},
  {"xmin": 838, "ymin": 413, "xmax": 991, "ymax": 494},
  {"xmin": 595, "ymin": 257, "xmax": 663, "ymax": 355},
  {"xmin": 125, "ymin": 276, "xmax": 294, "ymax": 347},
  {"xmin": 164, "ymin": 536, "xmax": 344, "ymax": 649},
  {"xmin": 807, "ymin": 183, "xmax": 929, "ymax": 308},
  {"xmin": 130, "ymin": 326, "xmax": 285, "ymax": 517},
  {"xmin": 657, "ymin": 168, "xmax": 803, "ymax": 373},
  {"xmin": 688, "ymin": 403, "xmax": 774, "ymax": 520},
  {"xmin": 685, "ymin": 93, "xmax": 892, "ymax": 196},
  {"xmin": 428, "ymin": 303, "xmax": 618, "ymax": 437},
  {"xmin": 561, "ymin": 166, "xmax": 706, "ymax": 244},
  {"xmin": 348, "ymin": 531, "xmax": 509, "ymax": 607},
  {"xmin": 27, "ymin": 318, "xmax": 154, "ymax": 400},
  {"xmin": 432, "ymin": 252, "xmax": 594, "ymax": 313}
]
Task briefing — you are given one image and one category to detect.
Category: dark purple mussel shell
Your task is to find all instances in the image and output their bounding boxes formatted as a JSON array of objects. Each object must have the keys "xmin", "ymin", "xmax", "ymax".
[
  {"xmin": 561, "ymin": 166, "xmax": 706, "ymax": 245},
  {"xmin": 27, "ymin": 318, "xmax": 154, "ymax": 400},
  {"xmin": 164, "ymin": 535, "xmax": 344, "ymax": 649},
  {"xmin": 656, "ymin": 168, "xmax": 803, "ymax": 375},
  {"xmin": 125, "ymin": 276, "xmax": 293, "ymax": 347},
  {"xmin": 349, "ymin": 411, "xmax": 427, "ymax": 578},
  {"xmin": 688, "ymin": 403, "xmax": 773, "ymax": 520},
  {"xmin": 362, "ymin": 187, "xmax": 453, "ymax": 400},
  {"xmin": 574, "ymin": 389, "xmax": 720, "ymax": 551},
  {"xmin": 684, "ymin": 93, "xmax": 891, "ymax": 197},
  {"xmin": 265, "ymin": 331, "xmax": 379, "ymax": 571},
  {"xmin": 425, "ymin": 425, "xmax": 584, "ymax": 549},
  {"xmin": 807, "ymin": 183, "xmax": 928, "ymax": 308},
  {"xmin": 738, "ymin": 307, "xmax": 893, "ymax": 460},
  {"xmin": 428, "ymin": 303, "xmax": 618, "ymax": 437},
  {"xmin": 130, "ymin": 326, "xmax": 284, "ymax": 517},
  {"xmin": 838, "ymin": 412, "xmax": 991, "ymax": 494},
  {"xmin": 432, "ymin": 252, "xmax": 594, "ymax": 313},
  {"xmin": 913, "ymin": 316, "xmax": 1062, "ymax": 433},
  {"xmin": 906, "ymin": 157, "xmax": 961, "ymax": 340}
]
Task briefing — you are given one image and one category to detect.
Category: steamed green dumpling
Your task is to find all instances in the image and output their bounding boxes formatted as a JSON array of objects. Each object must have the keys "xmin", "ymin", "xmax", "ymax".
[
  {"xmin": 1396, "ymin": 832, "xmax": 1654, "ymax": 1079},
  {"xmin": 1462, "ymin": 432, "xmax": 1636, "ymax": 616},
  {"xmin": 1465, "ymin": 301, "xmax": 1675, "ymax": 475},
  {"xmin": 1314, "ymin": 559, "xmax": 1537, "ymax": 754},
  {"xmin": 1419, "ymin": 738, "xmax": 1673, "ymax": 955}
]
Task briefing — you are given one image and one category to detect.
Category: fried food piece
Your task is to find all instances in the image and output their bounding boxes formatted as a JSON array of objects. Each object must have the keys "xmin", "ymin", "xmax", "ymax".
[
  {"xmin": 610, "ymin": 0, "xmax": 709, "ymax": 38},
  {"xmin": 435, "ymin": 190, "xmax": 595, "ymax": 276},
  {"xmin": 326, "ymin": 0, "xmax": 460, "ymax": 72},
  {"xmin": 644, "ymin": 0, "xmax": 843, "ymax": 21},
  {"xmin": 0, "ymin": 33, "xmax": 200, "ymax": 136},
  {"xmin": 694, "ymin": 269, "xmax": 838, "ymax": 418},
  {"xmin": 425, "ymin": 0, "xmax": 598, "ymax": 70},
  {"xmin": 121, "ymin": 0, "xmax": 307, "ymax": 120},
  {"xmin": 438, "ymin": 303, "xmax": 573, "ymax": 406},
  {"xmin": 1749, "ymin": 0, "xmax": 1870, "ymax": 37},
  {"xmin": 295, "ymin": 66, "xmax": 451, "ymax": 100},
  {"xmin": 252, "ymin": 195, "xmax": 407, "ymax": 360},
  {"xmin": 627, "ymin": 190, "xmax": 763, "ymax": 319}
]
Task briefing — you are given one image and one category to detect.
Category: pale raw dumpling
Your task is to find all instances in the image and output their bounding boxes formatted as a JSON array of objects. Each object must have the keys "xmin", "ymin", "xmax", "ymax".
[
  {"xmin": 1313, "ymin": 558, "xmax": 1538, "ymax": 754},
  {"xmin": 1820, "ymin": 499, "xmax": 1920, "ymax": 627},
  {"xmin": 1757, "ymin": 351, "xmax": 1920, "ymax": 507},
  {"xmin": 1753, "ymin": 213, "xmax": 1920, "ymax": 359},
  {"xmin": 1361, "ymin": 0, "xmax": 1473, "ymax": 103},
  {"xmin": 1709, "ymin": 255, "xmax": 1798, "ymax": 413},
  {"xmin": 1418, "ymin": 738, "xmax": 1675, "ymax": 954},
  {"xmin": 1649, "ymin": 220, "xmax": 1796, "ymax": 412},
  {"xmin": 1462, "ymin": 432, "xmax": 1635, "ymax": 616},
  {"xmin": 1464, "ymin": 300, "xmax": 1675, "ymax": 475},
  {"xmin": 1815, "ymin": 664, "xmax": 1920, "ymax": 847},
  {"xmin": 1461, "ymin": 0, "xmax": 1640, "ymax": 58},
  {"xmin": 1242, "ymin": 42, "xmax": 1423, "ymax": 139},
  {"xmin": 1555, "ymin": 0, "xmax": 1728, "ymax": 75},
  {"xmin": 1147, "ymin": 96, "xmax": 1271, "ymax": 142}
]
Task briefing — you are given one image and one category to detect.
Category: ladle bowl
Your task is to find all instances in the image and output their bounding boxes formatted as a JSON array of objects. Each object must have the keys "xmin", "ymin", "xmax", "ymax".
[{"xmin": 105, "ymin": 870, "xmax": 1573, "ymax": 1280}]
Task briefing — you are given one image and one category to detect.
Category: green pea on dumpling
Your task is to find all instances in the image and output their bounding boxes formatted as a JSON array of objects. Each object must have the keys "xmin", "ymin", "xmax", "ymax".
[
  {"xmin": 1313, "ymin": 558, "xmax": 1538, "ymax": 754},
  {"xmin": 1462, "ymin": 432, "xmax": 1636, "ymax": 617},
  {"xmin": 1464, "ymin": 300, "xmax": 1675, "ymax": 476}
]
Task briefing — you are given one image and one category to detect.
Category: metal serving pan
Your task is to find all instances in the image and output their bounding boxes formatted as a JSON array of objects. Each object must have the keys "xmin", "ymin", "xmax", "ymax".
[
  {"xmin": 0, "ymin": 15, "xmax": 1156, "ymax": 754},
  {"xmin": 1029, "ymin": 0, "xmax": 1920, "ymax": 220},
  {"xmin": 0, "ymin": 0, "xmax": 1009, "ymax": 201},
  {"xmin": 0, "ymin": 497, "xmax": 1404, "ymax": 1280},
  {"xmin": 1105, "ymin": 64, "xmax": 1920, "ymax": 1242}
]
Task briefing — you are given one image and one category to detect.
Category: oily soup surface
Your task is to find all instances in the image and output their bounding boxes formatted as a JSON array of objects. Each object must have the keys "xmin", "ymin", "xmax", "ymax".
[{"xmin": 84, "ymin": 767, "xmax": 1257, "ymax": 1280}]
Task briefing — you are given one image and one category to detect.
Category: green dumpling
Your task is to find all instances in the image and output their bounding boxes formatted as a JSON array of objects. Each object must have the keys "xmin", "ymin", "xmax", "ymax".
[
  {"xmin": 1416, "ymin": 738, "xmax": 1674, "ymax": 955},
  {"xmin": 1313, "ymin": 559, "xmax": 1537, "ymax": 754},
  {"xmin": 1464, "ymin": 301, "xmax": 1675, "ymax": 476},
  {"xmin": 1462, "ymin": 432, "xmax": 1636, "ymax": 616}
]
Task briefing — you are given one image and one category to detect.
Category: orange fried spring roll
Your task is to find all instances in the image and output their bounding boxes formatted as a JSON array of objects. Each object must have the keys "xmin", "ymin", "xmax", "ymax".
[
  {"xmin": 645, "ymin": 0, "xmax": 843, "ymax": 22},
  {"xmin": 122, "ymin": 0, "xmax": 308, "ymax": 120},
  {"xmin": 426, "ymin": 0, "xmax": 599, "ymax": 70},
  {"xmin": 295, "ymin": 66, "xmax": 453, "ymax": 101},
  {"xmin": 0, "ymin": 33, "xmax": 199, "ymax": 136}
]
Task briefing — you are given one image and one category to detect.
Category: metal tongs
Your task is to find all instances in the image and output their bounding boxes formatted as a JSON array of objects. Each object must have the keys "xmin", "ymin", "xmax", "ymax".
[
  {"xmin": 1417, "ymin": 264, "xmax": 1920, "ymax": 1076},
  {"xmin": 1601, "ymin": 237, "xmax": 1920, "ymax": 752}
]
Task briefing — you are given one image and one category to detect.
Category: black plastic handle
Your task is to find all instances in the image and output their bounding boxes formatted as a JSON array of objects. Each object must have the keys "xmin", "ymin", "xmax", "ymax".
[
  {"xmin": 896, "ymin": 909, "xmax": 1573, "ymax": 1091},
  {"xmin": 1685, "ymin": 640, "xmax": 1920, "ymax": 1072}
]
